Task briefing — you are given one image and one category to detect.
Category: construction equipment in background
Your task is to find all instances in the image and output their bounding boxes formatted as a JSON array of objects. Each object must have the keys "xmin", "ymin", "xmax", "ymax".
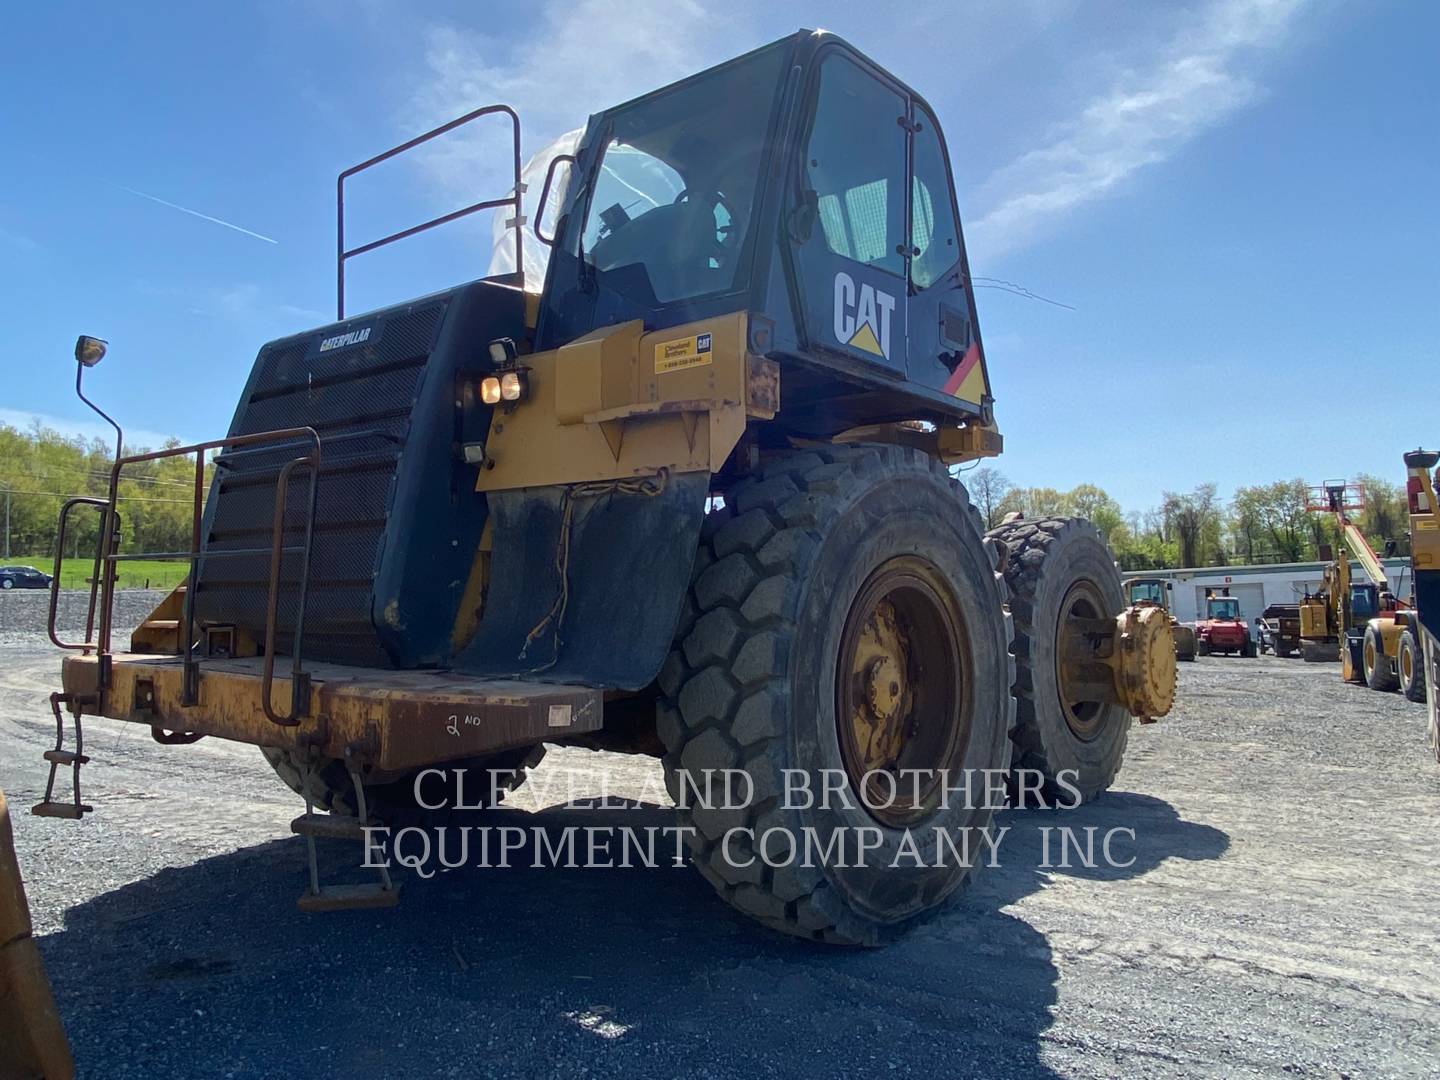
[
  {"xmin": 1403, "ymin": 451, "xmax": 1438, "ymax": 756},
  {"xmin": 0, "ymin": 789, "xmax": 74, "ymax": 1079},
  {"xmin": 1303, "ymin": 480, "xmax": 1417, "ymax": 691},
  {"xmin": 1194, "ymin": 589, "xmax": 1255, "ymax": 657},
  {"xmin": 28, "ymin": 31, "xmax": 1176, "ymax": 946},
  {"xmin": 1125, "ymin": 577, "xmax": 1196, "ymax": 661},
  {"xmin": 1259, "ymin": 602, "xmax": 1301, "ymax": 658}
]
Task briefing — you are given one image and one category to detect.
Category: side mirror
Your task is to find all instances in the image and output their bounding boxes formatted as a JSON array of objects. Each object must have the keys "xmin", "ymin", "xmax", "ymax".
[
  {"xmin": 75, "ymin": 335, "xmax": 108, "ymax": 367},
  {"xmin": 534, "ymin": 153, "xmax": 576, "ymax": 246}
]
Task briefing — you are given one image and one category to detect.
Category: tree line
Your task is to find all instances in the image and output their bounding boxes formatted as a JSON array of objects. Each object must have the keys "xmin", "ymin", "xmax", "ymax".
[
  {"xmin": 964, "ymin": 467, "xmax": 1410, "ymax": 571},
  {"xmin": 2, "ymin": 419, "xmax": 1411, "ymax": 574},
  {"xmin": 1, "ymin": 422, "xmax": 206, "ymax": 561}
]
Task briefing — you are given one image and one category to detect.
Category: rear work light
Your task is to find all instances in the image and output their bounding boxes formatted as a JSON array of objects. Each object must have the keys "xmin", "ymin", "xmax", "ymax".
[{"xmin": 479, "ymin": 369, "xmax": 529, "ymax": 406}]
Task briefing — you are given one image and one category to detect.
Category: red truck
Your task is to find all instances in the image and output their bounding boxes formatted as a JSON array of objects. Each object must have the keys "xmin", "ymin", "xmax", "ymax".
[{"xmin": 1195, "ymin": 594, "xmax": 1256, "ymax": 657}]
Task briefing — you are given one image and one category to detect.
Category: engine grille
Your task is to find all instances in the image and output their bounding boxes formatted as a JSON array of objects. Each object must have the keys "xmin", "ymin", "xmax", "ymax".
[{"xmin": 194, "ymin": 304, "xmax": 446, "ymax": 667}]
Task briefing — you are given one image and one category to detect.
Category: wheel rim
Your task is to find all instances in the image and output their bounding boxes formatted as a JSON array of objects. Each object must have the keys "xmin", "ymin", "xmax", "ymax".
[
  {"xmin": 1053, "ymin": 579, "xmax": 1110, "ymax": 740},
  {"xmin": 1364, "ymin": 638, "xmax": 1376, "ymax": 677},
  {"xmin": 1401, "ymin": 642, "xmax": 1413, "ymax": 682},
  {"xmin": 836, "ymin": 557, "xmax": 970, "ymax": 828}
]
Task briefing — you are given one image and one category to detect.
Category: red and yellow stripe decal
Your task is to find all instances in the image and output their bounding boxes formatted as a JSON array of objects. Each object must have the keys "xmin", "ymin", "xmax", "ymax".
[{"xmin": 942, "ymin": 342, "xmax": 986, "ymax": 404}]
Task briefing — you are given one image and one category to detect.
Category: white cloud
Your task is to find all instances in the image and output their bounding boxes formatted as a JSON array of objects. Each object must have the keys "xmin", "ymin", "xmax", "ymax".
[
  {"xmin": 409, "ymin": 0, "xmax": 743, "ymax": 199},
  {"xmin": 0, "ymin": 408, "xmax": 187, "ymax": 453},
  {"xmin": 967, "ymin": 0, "xmax": 1310, "ymax": 261}
]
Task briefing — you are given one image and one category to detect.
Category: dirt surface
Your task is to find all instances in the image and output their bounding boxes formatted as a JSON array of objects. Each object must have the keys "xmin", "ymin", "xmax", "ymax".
[{"xmin": 2, "ymin": 594, "xmax": 1438, "ymax": 1078}]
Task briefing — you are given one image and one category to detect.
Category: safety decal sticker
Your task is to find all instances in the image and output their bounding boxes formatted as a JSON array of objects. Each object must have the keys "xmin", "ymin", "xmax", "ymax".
[{"xmin": 654, "ymin": 331, "xmax": 713, "ymax": 373}]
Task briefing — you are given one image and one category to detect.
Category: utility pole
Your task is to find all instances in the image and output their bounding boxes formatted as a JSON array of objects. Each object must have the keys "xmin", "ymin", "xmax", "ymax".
[{"xmin": 3, "ymin": 489, "xmax": 9, "ymax": 560}]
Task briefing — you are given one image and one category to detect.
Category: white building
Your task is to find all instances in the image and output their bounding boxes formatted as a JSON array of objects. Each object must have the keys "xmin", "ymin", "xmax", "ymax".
[{"xmin": 1125, "ymin": 558, "xmax": 1412, "ymax": 627}]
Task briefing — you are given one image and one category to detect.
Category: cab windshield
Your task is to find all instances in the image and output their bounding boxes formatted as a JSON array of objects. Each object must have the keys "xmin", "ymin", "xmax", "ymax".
[
  {"xmin": 570, "ymin": 45, "xmax": 787, "ymax": 305},
  {"xmin": 1128, "ymin": 582, "xmax": 1165, "ymax": 605},
  {"xmin": 1207, "ymin": 599, "xmax": 1241, "ymax": 620}
]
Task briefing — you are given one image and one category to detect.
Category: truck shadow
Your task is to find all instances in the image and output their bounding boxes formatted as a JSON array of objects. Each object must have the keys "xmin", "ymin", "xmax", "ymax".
[{"xmin": 39, "ymin": 790, "xmax": 1227, "ymax": 1079}]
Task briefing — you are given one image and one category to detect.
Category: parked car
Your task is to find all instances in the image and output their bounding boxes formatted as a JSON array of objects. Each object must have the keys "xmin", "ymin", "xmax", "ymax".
[{"xmin": 0, "ymin": 566, "xmax": 53, "ymax": 590}]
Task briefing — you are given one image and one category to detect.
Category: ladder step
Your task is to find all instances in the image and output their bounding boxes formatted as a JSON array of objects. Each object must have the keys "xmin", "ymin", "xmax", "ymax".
[
  {"xmin": 296, "ymin": 883, "xmax": 400, "ymax": 913},
  {"xmin": 43, "ymin": 750, "xmax": 90, "ymax": 765},
  {"xmin": 31, "ymin": 801, "xmax": 92, "ymax": 820},
  {"xmin": 291, "ymin": 812, "xmax": 366, "ymax": 840},
  {"xmin": 140, "ymin": 619, "xmax": 180, "ymax": 631}
]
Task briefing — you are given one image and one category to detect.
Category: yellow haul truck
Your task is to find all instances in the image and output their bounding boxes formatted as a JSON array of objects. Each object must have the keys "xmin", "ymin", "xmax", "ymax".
[{"xmin": 32, "ymin": 32, "xmax": 1174, "ymax": 944}]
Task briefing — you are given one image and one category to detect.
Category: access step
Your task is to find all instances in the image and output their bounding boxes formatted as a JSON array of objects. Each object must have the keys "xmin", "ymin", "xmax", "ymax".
[
  {"xmin": 296, "ymin": 883, "xmax": 400, "ymax": 913},
  {"xmin": 290, "ymin": 812, "xmax": 366, "ymax": 841},
  {"xmin": 31, "ymin": 801, "xmax": 92, "ymax": 820},
  {"xmin": 42, "ymin": 750, "xmax": 89, "ymax": 766}
]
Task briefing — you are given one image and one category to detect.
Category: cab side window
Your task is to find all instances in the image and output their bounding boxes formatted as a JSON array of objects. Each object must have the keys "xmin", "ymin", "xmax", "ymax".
[
  {"xmin": 909, "ymin": 104, "xmax": 962, "ymax": 291},
  {"xmin": 804, "ymin": 55, "xmax": 907, "ymax": 278}
]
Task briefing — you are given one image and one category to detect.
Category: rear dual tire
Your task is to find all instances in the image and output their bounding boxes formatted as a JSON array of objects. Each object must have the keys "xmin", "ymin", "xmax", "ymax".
[{"xmin": 986, "ymin": 518, "xmax": 1132, "ymax": 804}]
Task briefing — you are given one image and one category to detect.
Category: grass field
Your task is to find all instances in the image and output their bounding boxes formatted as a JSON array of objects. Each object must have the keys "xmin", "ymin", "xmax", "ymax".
[{"xmin": 8, "ymin": 556, "xmax": 188, "ymax": 592}]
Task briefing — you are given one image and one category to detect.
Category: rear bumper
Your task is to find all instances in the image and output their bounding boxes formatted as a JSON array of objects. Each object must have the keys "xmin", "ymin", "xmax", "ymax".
[{"xmin": 62, "ymin": 653, "xmax": 602, "ymax": 771}]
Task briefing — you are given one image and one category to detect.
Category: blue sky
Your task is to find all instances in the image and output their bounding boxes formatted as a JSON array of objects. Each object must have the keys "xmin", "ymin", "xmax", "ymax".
[{"xmin": 1, "ymin": 0, "xmax": 1436, "ymax": 512}]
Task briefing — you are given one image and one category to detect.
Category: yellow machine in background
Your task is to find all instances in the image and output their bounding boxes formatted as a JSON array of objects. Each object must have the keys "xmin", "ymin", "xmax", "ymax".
[
  {"xmin": 1125, "ymin": 577, "xmax": 1196, "ymax": 661},
  {"xmin": 1301, "ymin": 481, "xmax": 1414, "ymax": 689}
]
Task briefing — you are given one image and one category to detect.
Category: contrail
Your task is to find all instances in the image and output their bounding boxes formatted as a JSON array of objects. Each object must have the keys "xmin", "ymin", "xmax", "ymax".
[{"xmin": 120, "ymin": 186, "xmax": 278, "ymax": 244}]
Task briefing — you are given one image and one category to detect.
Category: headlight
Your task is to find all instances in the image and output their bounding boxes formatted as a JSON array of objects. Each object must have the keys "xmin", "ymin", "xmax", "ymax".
[
  {"xmin": 480, "ymin": 376, "xmax": 502, "ymax": 405},
  {"xmin": 500, "ymin": 370, "xmax": 527, "ymax": 402}
]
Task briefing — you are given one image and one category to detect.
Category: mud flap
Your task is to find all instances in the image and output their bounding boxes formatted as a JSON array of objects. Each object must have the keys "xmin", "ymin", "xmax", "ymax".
[
  {"xmin": 0, "ymin": 790, "xmax": 74, "ymax": 1080},
  {"xmin": 454, "ymin": 471, "xmax": 709, "ymax": 689}
]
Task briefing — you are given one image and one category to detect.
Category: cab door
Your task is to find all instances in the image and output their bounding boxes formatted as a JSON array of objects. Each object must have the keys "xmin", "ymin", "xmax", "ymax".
[
  {"xmin": 790, "ymin": 49, "xmax": 910, "ymax": 376},
  {"xmin": 905, "ymin": 100, "xmax": 987, "ymax": 407}
]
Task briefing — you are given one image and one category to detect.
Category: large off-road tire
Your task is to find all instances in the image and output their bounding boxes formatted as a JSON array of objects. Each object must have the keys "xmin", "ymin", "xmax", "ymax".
[
  {"xmin": 1363, "ymin": 624, "xmax": 1398, "ymax": 692},
  {"xmin": 985, "ymin": 517, "xmax": 1130, "ymax": 803},
  {"xmin": 1197, "ymin": 638, "xmax": 1210, "ymax": 656},
  {"xmin": 1399, "ymin": 628, "xmax": 1427, "ymax": 703},
  {"xmin": 260, "ymin": 744, "xmax": 545, "ymax": 825},
  {"xmin": 658, "ymin": 444, "xmax": 1014, "ymax": 945},
  {"xmin": 1241, "ymin": 637, "xmax": 1257, "ymax": 658}
]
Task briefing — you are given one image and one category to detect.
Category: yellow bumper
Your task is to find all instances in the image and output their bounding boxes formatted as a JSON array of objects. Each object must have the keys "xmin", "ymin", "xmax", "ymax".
[{"xmin": 61, "ymin": 653, "xmax": 602, "ymax": 772}]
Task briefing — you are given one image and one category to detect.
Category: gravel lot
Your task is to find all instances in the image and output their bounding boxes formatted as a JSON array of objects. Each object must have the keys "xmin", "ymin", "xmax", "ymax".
[{"xmin": 2, "ymin": 590, "xmax": 1438, "ymax": 1078}]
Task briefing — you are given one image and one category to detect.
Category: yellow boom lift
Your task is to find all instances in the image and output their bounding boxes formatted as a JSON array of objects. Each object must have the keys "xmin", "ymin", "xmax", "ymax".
[{"xmin": 28, "ymin": 32, "xmax": 1175, "ymax": 945}]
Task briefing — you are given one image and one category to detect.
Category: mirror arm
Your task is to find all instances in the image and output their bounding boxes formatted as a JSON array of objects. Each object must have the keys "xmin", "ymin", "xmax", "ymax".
[{"xmin": 75, "ymin": 361, "xmax": 123, "ymax": 465}]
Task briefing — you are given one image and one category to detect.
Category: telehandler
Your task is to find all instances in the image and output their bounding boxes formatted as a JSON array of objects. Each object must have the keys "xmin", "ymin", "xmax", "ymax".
[{"xmin": 32, "ymin": 31, "xmax": 1174, "ymax": 944}]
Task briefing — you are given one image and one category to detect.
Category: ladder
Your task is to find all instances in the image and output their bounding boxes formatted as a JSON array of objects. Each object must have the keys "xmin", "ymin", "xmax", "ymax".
[{"xmin": 31, "ymin": 694, "xmax": 92, "ymax": 820}]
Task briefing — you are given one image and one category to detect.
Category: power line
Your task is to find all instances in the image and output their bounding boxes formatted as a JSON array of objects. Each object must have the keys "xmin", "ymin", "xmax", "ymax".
[
  {"xmin": 972, "ymin": 276, "xmax": 1076, "ymax": 311},
  {"xmin": 0, "ymin": 487, "xmax": 197, "ymax": 505}
]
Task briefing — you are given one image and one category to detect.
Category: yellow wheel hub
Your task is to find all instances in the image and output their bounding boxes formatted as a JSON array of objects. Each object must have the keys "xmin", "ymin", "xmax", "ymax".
[
  {"xmin": 849, "ymin": 602, "xmax": 912, "ymax": 770},
  {"xmin": 1112, "ymin": 604, "xmax": 1177, "ymax": 720}
]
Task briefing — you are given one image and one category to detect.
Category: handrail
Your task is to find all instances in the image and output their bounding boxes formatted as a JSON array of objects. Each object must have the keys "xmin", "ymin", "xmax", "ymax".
[
  {"xmin": 49, "ymin": 426, "xmax": 322, "ymax": 725},
  {"xmin": 47, "ymin": 497, "xmax": 115, "ymax": 652},
  {"xmin": 336, "ymin": 104, "xmax": 524, "ymax": 319}
]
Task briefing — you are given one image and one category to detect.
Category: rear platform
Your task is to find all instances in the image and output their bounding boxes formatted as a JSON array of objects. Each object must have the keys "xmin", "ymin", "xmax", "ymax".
[{"xmin": 60, "ymin": 653, "xmax": 601, "ymax": 771}]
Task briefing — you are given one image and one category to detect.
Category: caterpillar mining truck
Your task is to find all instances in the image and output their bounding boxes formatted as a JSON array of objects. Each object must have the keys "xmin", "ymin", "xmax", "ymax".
[{"xmin": 32, "ymin": 31, "xmax": 1174, "ymax": 945}]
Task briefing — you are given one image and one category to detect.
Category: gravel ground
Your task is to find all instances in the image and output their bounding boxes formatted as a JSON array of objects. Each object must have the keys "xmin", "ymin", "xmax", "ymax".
[{"xmin": 2, "ymin": 592, "xmax": 1438, "ymax": 1078}]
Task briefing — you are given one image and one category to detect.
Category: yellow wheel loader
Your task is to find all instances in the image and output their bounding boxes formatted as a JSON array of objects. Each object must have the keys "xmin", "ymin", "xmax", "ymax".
[
  {"xmin": 1124, "ymin": 577, "xmax": 1196, "ymax": 661},
  {"xmin": 32, "ymin": 31, "xmax": 1174, "ymax": 944}
]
